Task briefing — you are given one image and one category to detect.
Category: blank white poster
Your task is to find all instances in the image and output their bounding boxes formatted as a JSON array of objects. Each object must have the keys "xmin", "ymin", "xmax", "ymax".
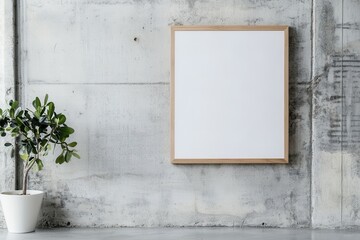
[{"xmin": 173, "ymin": 29, "xmax": 285, "ymax": 160}]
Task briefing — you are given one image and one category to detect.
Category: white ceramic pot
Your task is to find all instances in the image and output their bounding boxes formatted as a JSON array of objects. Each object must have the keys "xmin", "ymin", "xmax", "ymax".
[{"xmin": 0, "ymin": 190, "xmax": 44, "ymax": 233}]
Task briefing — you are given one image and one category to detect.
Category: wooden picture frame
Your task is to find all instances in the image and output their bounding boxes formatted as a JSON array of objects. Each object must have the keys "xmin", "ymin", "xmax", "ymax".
[{"xmin": 171, "ymin": 25, "xmax": 289, "ymax": 164}]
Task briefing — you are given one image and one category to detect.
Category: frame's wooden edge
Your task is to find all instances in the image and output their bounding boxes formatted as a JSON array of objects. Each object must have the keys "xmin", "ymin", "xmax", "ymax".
[
  {"xmin": 284, "ymin": 26, "xmax": 289, "ymax": 164},
  {"xmin": 172, "ymin": 158, "xmax": 288, "ymax": 164},
  {"xmin": 171, "ymin": 25, "xmax": 289, "ymax": 31},
  {"xmin": 170, "ymin": 26, "xmax": 176, "ymax": 162},
  {"xmin": 170, "ymin": 25, "xmax": 290, "ymax": 165}
]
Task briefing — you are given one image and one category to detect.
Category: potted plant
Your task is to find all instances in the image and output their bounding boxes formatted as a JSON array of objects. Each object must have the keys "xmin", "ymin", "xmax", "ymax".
[{"xmin": 0, "ymin": 94, "xmax": 79, "ymax": 233}]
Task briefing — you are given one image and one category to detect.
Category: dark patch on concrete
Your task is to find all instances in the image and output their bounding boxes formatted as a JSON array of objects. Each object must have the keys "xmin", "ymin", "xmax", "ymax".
[
  {"xmin": 351, "ymin": 158, "xmax": 360, "ymax": 179},
  {"xmin": 289, "ymin": 84, "xmax": 306, "ymax": 137},
  {"xmin": 284, "ymin": 191, "xmax": 299, "ymax": 226},
  {"xmin": 264, "ymin": 198, "xmax": 275, "ymax": 209},
  {"xmin": 309, "ymin": 63, "xmax": 331, "ymax": 94},
  {"xmin": 187, "ymin": 0, "xmax": 197, "ymax": 9},
  {"xmin": 350, "ymin": 195, "xmax": 360, "ymax": 222},
  {"xmin": 34, "ymin": 179, "xmax": 111, "ymax": 228},
  {"xmin": 245, "ymin": 18, "xmax": 263, "ymax": 25},
  {"xmin": 288, "ymin": 82, "xmax": 311, "ymax": 185},
  {"xmin": 315, "ymin": 54, "xmax": 360, "ymax": 153},
  {"xmin": 246, "ymin": 0, "xmax": 276, "ymax": 10},
  {"xmin": 6, "ymin": 88, "xmax": 12, "ymax": 95},
  {"xmin": 339, "ymin": 22, "xmax": 360, "ymax": 30},
  {"xmin": 288, "ymin": 27, "xmax": 311, "ymax": 84},
  {"xmin": 319, "ymin": 1, "xmax": 337, "ymax": 56}
]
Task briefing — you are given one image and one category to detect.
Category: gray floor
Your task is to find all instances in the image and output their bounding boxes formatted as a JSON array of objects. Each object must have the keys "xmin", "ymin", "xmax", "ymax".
[{"xmin": 0, "ymin": 228, "xmax": 360, "ymax": 240}]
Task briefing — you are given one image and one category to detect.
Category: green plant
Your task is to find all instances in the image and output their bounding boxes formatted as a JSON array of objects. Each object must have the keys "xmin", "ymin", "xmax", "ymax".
[{"xmin": 0, "ymin": 94, "xmax": 79, "ymax": 195}]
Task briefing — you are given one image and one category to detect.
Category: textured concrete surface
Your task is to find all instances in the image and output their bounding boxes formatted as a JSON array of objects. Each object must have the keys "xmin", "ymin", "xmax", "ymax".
[
  {"xmin": 311, "ymin": 0, "xmax": 344, "ymax": 228},
  {"xmin": 341, "ymin": 0, "xmax": 360, "ymax": 228},
  {"xmin": 0, "ymin": 0, "xmax": 16, "ymax": 229},
  {"xmin": 312, "ymin": 0, "xmax": 360, "ymax": 228},
  {"xmin": 0, "ymin": 0, "xmax": 358, "ymax": 230},
  {"xmin": 16, "ymin": 0, "xmax": 312, "ymax": 228},
  {"xmin": 1, "ymin": 228, "xmax": 360, "ymax": 240}
]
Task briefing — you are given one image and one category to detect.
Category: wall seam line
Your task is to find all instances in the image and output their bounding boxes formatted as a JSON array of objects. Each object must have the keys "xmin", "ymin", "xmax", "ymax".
[
  {"xmin": 340, "ymin": 0, "xmax": 344, "ymax": 227},
  {"xmin": 309, "ymin": 0, "xmax": 315, "ymax": 228},
  {"xmin": 13, "ymin": 0, "xmax": 20, "ymax": 190}
]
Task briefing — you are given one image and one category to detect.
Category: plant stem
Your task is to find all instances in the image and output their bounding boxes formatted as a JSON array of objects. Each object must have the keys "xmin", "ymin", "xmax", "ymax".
[
  {"xmin": 22, "ymin": 158, "xmax": 37, "ymax": 195},
  {"xmin": 22, "ymin": 164, "xmax": 28, "ymax": 195},
  {"xmin": 22, "ymin": 141, "xmax": 40, "ymax": 195}
]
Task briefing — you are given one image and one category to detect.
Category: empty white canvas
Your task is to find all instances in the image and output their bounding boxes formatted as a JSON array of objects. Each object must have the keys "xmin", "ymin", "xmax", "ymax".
[{"xmin": 174, "ymin": 30, "xmax": 285, "ymax": 159}]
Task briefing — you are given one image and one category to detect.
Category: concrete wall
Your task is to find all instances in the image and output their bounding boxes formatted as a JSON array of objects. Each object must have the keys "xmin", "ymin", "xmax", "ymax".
[
  {"xmin": 0, "ymin": 0, "xmax": 358, "ymax": 229},
  {"xmin": 312, "ymin": 0, "xmax": 360, "ymax": 228},
  {"xmin": 18, "ymin": 0, "xmax": 312, "ymax": 228}
]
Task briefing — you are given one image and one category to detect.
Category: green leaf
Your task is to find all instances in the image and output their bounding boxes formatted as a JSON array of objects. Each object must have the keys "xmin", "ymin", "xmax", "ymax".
[
  {"xmin": 10, "ymin": 100, "xmax": 19, "ymax": 110},
  {"xmin": 1, "ymin": 132, "xmax": 6, "ymax": 137},
  {"xmin": 61, "ymin": 127, "xmax": 74, "ymax": 134},
  {"xmin": 16, "ymin": 110, "xmax": 23, "ymax": 118},
  {"xmin": 20, "ymin": 152, "xmax": 29, "ymax": 161},
  {"xmin": 55, "ymin": 154, "xmax": 65, "ymax": 164},
  {"xmin": 68, "ymin": 142, "xmax": 77, "ymax": 147},
  {"xmin": 35, "ymin": 97, "xmax": 41, "ymax": 108},
  {"xmin": 44, "ymin": 94, "xmax": 49, "ymax": 105},
  {"xmin": 4, "ymin": 142, "xmax": 12, "ymax": 147},
  {"xmin": 46, "ymin": 144, "xmax": 52, "ymax": 151},
  {"xmin": 9, "ymin": 108, "xmax": 14, "ymax": 118},
  {"xmin": 58, "ymin": 114, "xmax": 66, "ymax": 124},
  {"xmin": 26, "ymin": 144, "xmax": 32, "ymax": 154},
  {"xmin": 24, "ymin": 110, "xmax": 31, "ymax": 119},
  {"xmin": 40, "ymin": 139, "xmax": 47, "ymax": 147},
  {"xmin": 35, "ymin": 159, "xmax": 44, "ymax": 171},
  {"xmin": 16, "ymin": 117, "xmax": 25, "ymax": 126},
  {"xmin": 47, "ymin": 102, "xmax": 54, "ymax": 119},
  {"xmin": 65, "ymin": 151, "xmax": 71, "ymax": 163},
  {"xmin": 58, "ymin": 127, "xmax": 74, "ymax": 139},
  {"xmin": 31, "ymin": 144, "xmax": 38, "ymax": 154},
  {"xmin": 34, "ymin": 108, "xmax": 41, "ymax": 119},
  {"xmin": 14, "ymin": 108, "xmax": 21, "ymax": 117},
  {"xmin": 40, "ymin": 106, "xmax": 46, "ymax": 116},
  {"xmin": 72, "ymin": 152, "xmax": 80, "ymax": 159}
]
